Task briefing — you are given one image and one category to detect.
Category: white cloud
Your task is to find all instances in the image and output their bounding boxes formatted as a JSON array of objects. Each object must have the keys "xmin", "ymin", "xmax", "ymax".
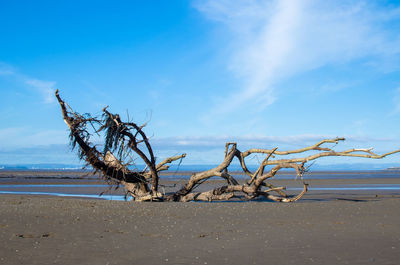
[
  {"xmin": 195, "ymin": 0, "xmax": 400, "ymax": 114},
  {"xmin": 0, "ymin": 127, "xmax": 69, "ymax": 148},
  {"xmin": 150, "ymin": 134, "xmax": 399, "ymax": 164},
  {"xmin": 25, "ymin": 78, "xmax": 56, "ymax": 103},
  {"xmin": 0, "ymin": 131, "xmax": 396, "ymax": 165},
  {"xmin": 0, "ymin": 64, "xmax": 15, "ymax": 75},
  {"xmin": 391, "ymin": 87, "xmax": 400, "ymax": 115},
  {"xmin": 151, "ymin": 134, "xmax": 395, "ymax": 150},
  {"xmin": 0, "ymin": 144, "xmax": 79, "ymax": 165},
  {"xmin": 0, "ymin": 62, "xmax": 57, "ymax": 104}
]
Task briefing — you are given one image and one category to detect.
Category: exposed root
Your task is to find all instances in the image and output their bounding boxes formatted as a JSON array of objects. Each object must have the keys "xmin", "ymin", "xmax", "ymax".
[{"xmin": 55, "ymin": 90, "xmax": 400, "ymax": 203}]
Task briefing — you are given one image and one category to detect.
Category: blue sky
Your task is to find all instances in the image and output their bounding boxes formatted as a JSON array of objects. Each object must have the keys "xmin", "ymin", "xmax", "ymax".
[{"xmin": 1, "ymin": 0, "xmax": 400, "ymax": 167}]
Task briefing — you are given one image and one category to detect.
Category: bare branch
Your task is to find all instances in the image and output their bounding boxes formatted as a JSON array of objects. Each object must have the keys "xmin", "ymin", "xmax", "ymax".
[
  {"xmin": 55, "ymin": 90, "xmax": 400, "ymax": 203},
  {"xmin": 156, "ymin": 154, "xmax": 187, "ymax": 170}
]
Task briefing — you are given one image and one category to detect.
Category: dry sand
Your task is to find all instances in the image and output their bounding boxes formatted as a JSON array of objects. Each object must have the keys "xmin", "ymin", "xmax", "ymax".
[{"xmin": 1, "ymin": 192, "xmax": 400, "ymax": 265}]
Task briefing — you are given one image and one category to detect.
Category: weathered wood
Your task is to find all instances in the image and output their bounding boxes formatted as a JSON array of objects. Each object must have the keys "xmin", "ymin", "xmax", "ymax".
[{"xmin": 56, "ymin": 90, "xmax": 400, "ymax": 202}]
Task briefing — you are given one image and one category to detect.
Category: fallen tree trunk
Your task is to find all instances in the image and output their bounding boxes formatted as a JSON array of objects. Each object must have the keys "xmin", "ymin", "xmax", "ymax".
[{"xmin": 55, "ymin": 90, "xmax": 400, "ymax": 202}]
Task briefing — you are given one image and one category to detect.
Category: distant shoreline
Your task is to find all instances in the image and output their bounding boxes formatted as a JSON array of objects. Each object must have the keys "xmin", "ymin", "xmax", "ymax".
[
  {"xmin": 1, "ymin": 170, "xmax": 400, "ymax": 202},
  {"xmin": 2, "ymin": 169, "xmax": 400, "ymax": 179},
  {"xmin": 2, "ymin": 162, "xmax": 400, "ymax": 172}
]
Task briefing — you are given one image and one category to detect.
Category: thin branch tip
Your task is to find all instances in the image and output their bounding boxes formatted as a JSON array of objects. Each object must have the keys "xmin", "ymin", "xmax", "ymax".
[{"xmin": 55, "ymin": 91, "xmax": 399, "ymax": 203}]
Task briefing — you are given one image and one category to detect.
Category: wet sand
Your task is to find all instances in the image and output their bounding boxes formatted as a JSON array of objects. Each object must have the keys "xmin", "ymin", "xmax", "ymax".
[
  {"xmin": 1, "ymin": 171, "xmax": 400, "ymax": 264},
  {"xmin": 2, "ymin": 169, "xmax": 400, "ymax": 200},
  {"xmin": 0, "ymin": 195, "xmax": 400, "ymax": 264}
]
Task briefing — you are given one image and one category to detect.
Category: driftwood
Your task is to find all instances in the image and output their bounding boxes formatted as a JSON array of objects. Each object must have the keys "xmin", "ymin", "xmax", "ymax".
[{"xmin": 55, "ymin": 90, "xmax": 400, "ymax": 202}]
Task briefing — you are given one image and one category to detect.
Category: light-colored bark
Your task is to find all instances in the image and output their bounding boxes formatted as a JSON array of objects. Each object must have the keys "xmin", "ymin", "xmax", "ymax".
[{"xmin": 56, "ymin": 90, "xmax": 400, "ymax": 202}]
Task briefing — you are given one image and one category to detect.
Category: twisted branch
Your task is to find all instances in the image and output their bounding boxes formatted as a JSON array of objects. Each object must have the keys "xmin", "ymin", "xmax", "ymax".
[{"xmin": 56, "ymin": 90, "xmax": 400, "ymax": 202}]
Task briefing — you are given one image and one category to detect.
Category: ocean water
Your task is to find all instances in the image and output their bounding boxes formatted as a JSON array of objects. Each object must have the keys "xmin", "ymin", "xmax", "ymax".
[
  {"xmin": 1, "ymin": 184, "xmax": 400, "ymax": 201},
  {"xmin": 0, "ymin": 170, "xmax": 399, "ymax": 200},
  {"xmin": 0, "ymin": 190, "xmax": 130, "ymax": 201}
]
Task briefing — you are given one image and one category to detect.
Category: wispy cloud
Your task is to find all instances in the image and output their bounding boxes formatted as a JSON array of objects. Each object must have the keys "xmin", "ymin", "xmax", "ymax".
[
  {"xmin": 151, "ymin": 134, "xmax": 395, "ymax": 150},
  {"xmin": 195, "ymin": 0, "xmax": 400, "ymax": 114},
  {"xmin": 0, "ymin": 62, "xmax": 15, "ymax": 75},
  {"xmin": 391, "ymin": 87, "xmax": 400, "ymax": 115},
  {"xmin": 0, "ymin": 127, "xmax": 69, "ymax": 148},
  {"xmin": 0, "ymin": 144, "xmax": 78, "ymax": 165},
  {"xmin": 150, "ymin": 134, "xmax": 398, "ymax": 164},
  {"xmin": 0, "ymin": 128, "xmax": 395, "ymax": 165},
  {"xmin": 25, "ymin": 78, "xmax": 56, "ymax": 103},
  {"xmin": 0, "ymin": 62, "xmax": 56, "ymax": 103}
]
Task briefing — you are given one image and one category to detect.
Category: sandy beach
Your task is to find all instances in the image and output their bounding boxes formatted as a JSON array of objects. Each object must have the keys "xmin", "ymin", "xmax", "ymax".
[{"xmin": 1, "ymin": 175, "xmax": 400, "ymax": 265}]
